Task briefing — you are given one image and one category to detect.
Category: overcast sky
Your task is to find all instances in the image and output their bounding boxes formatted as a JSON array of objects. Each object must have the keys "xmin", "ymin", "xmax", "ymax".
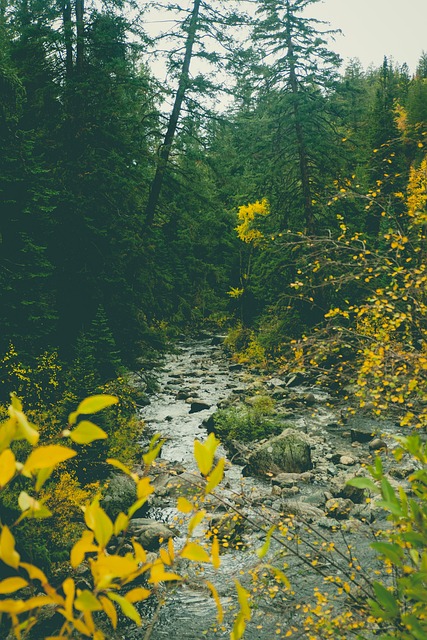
[{"xmin": 309, "ymin": 0, "xmax": 427, "ymax": 73}]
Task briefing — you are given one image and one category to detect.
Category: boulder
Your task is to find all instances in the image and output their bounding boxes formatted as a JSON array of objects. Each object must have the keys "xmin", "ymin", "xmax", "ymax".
[
  {"xmin": 325, "ymin": 498, "xmax": 353, "ymax": 520},
  {"xmin": 129, "ymin": 518, "xmax": 175, "ymax": 551},
  {"xmin": 189, "ymin": 401, "xmax": 211, "ymax": 413},
  {"xmin": 243, "ymin": 428, "xmax": 312, "ymax": 477}
]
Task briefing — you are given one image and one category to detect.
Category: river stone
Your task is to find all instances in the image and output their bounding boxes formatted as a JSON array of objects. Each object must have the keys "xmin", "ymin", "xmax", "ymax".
[
  {"xmin": 129, "ymin": 518, "xmax": 175, "ymax": 550},
  {"xmin": 189, "ymin": 400, "xmax": 211, "ymax": 413},
  {"xmin": 369, "ymin": 438, "xmax": 387, "ymax": 451},
  {"xmin": 243, "ymin": 429, "xmax": 312, "ymax": 478},
  {"xmin": 325, "ymin": 497, "xmax": 353, "ymax": 520},
  {"xmin": 272, "ymin": 471, "xmax": 314, "ymax": 488}
]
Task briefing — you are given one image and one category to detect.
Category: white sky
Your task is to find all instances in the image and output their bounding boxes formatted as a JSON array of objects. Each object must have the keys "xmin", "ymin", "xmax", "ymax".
[{"xmin": 308, "ymin": 0, "xmax": 427, "ymax": 73}]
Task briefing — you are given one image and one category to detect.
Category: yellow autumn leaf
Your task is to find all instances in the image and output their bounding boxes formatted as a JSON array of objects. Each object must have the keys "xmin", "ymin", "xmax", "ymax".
[
  {"xmin": 0, "ymin": 526, "xmax": 20, "ymax": 568},
  {"xmin": 74, "ymin": 590, "xmax": 103, "ymax": 612},
  {"xmin": 114, "ymin": 512, "xmax": 129, "ymax": 536},
  {"xmin": 0, "ymin": 449, "xmax": 16, "ymax": 488},
  {"xmin": 205, "ymin": 458, "xmax": 225, "ymax": 494},
  {"xmin": 17, "ymin": 491, "xmax": 52, "ymax": 519},
  {"xmin": 108, "ymin": 593, "xmax": 141, "ymax": 626},
  {"xmin": 132, "ymin": 539, "xmax": 147, "ymax": 564},
  {"xmin": 180, "ymin": 542, "xmax": 211, "ymax": 563},
  {"xmin": 137, "ymin": 477, "xmax": 155, "ymax": 500},
  {"xmin": 188, "ymin": 509, "xmax": 206, "ymax": 535},
  {"xmin": 69, "ymin": 420, "xmax": 107, "ymax": 445},
  {"xmin": 76, "ymin": 395, "xmax": 118, "ymax": 415},
  {"xmin": 99, "ymin": 595, "xmax": 117, "ymax": 630},
  {"xmin": 148, "ymin": 559, "xmax": 182, "ymax": 584},
  {"xmin": 92, "ymin": 555, "xmax": 139, "ymax": 587},
  {"xmin": 8, "ymin": 404, "xmax": 39, "ymax": 445},
  {"xmin": 63, "ymin": 578, "xmax": 75, "ymax": 618},
  {"xmin": 143, "ymin": 440, "xmax": 164, "ymax": 466},
  {"xmin": 235, "ymin": 579, "xmax": 251, "ymax": 619},
  {"xmin": 20, "ymin": 562, "xmax": 48, "ymax": 585},
  {"xmin": 106, "ymin": 458, "xmax": 138, "ymax": 481},
  {"xmin": 0, "ymin": 418, "xmax": 17, "ymax": 453},
  {"xmin": 177, "ymin": 497, "xmax": 194, "ymax": 513},
  {"xmin": 211, "ymin": 536, "xmax": 220, "ymax": 570},
  {"xmin": 256, "ymin": 525, "xmax": 276, "ymax": 559},
  {"xmin": 206, "ymin": 581, "xmax": 223, "ymax": 623},
  {"xmin": 23, "ymin": 445, "xmax": 76, "ymax": 474},
  {"xmin": 35, "ymin": 466, "xmax": 54, "ymax": 492},
  {"xmin": 194, "ymin": 433, "xmax": 219, "ymax": 476},
  {"xmin": 70, "ymin": 530, "xmax": 97, "ymax": 568},
  {"xmin": 93, "ymin": 507, "xmax": 113, "ymax": 549},
  {"xmin": 125, "ymin": 587, "xmax": 151, "ymax": 603},
  {"xmin": 0, "ymin": 577, "xmax": 28, "ymax": 594}
]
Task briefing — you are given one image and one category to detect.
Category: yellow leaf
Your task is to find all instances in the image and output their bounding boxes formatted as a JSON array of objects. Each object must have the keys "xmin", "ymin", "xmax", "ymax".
[
  {"xmin": 114, "ymin": 512, "xmax": 129, "ymax": 536},
  {"xmin": 74, "ymin": 590, "xmax": 102, "ymax": 612},
  {"xmin": 143, "ymin": 440, "xmax": 164, "ymax": 466},
  {"xmin": 266, "ymin": 565, "xmax": 291, "ymax": 590},
  {"xmin": 69, "ymin": 421, "xmax": 107, "ymax": 445},
  {"xmin": 205, "ymin": 458, "xmax": 225, "ymax": 494},
  {"xmin": 0, "ymin": 577, "xmax": 28, "ymax": 594},
  {"xmin": 17, "ymin": 491, "xmax": 52, "ymax": 519},
  {"xmin": 0, "ymin": 525, "xmax": 20, "ymax": 568},
  {"xmin": 20, "ymin": 562, "xmax": 47, "ymax": 585},
  {"xmin": 70, "ymin": 531, "xmax": 97, "ymax": 568},
  {"xmin": 148, "ymin": 559, "xmax": 182, "ymax": 584},
  {"xmin": 137, "ymin": 477, "xmax": 154, "ymax": 500},
  {"xmin": 92, "ymin": 555, "xmax": 139, "ymax": 589},
  {"xmin": 77, "ymin": 395, "xmax": 118, "ymax": 415},
  {"xmin": 177, "ymin": 497, "xmax": 194, "ymax": 513},
  {"xmin": 35, "ymin": 466, "xmax": 54, "ymax": 492},
  {"xmin": 235, "ymin": 579, "xmax": 251, "ymax": 619},
  {"xmin": 93, "ymin": 507, "xmax": 113, "ymax": 549},
  {"xmin": 256, "ymin": 526, "xmax": 276, "ymax": 559},
  {"xmin": 188, "ymin": 509, "xmax": 206, "ymax": 535},
  {"xmin": 160, "ymin": 548, "xmax": 172, "ymax": 565},
  {"xmin": 194, "ymin": 433, "xmax": 219, "ymax": 476},
  {"xmin": 211, "ymin": 536, "xmax": 220, "ymax": 570},
  {"xmin": 125, "ymin": 587, "xmax": 151, "ymax": 603},
  {"xmin": 99, "ymin": 595, "xmax": 117, "ymax": 630},
  {"xmin": 168, "ymin": 537, "xmax": 175, "ymax": 562},
  {"xmin": 0, "ymin": 449, "xmax": 16, "ymax": 488},
  {"xmin": 8, "ymin": 405, "xmax": 39, "ymax": 446},
  {"xmin": 23, "ymin": 445, "xmax": 76, "ymax": 474},
  {"xmin": 0, "ymin": 418, "xmax": 17, "ymax": 453},
  {"xmin": 132, "ymin": 539, "xmax": 147, "ymax": 564},
  {"xmin": 106, "ymin": 458, "xmax": 138, "ymax": 481},
  {"xmin": 206, "ymin": 581, "xmax": 223, "ymax": 623},
  {"xmin": 180, "ymin": 542, "xmax": 211, "ymax": 563},
  {"xmin": 108, "ymin": 593, "xmax": 141, "ymax": 626},
  {"xmin": 63, "ymin": 578, "xmax": 75, "ymax": 618}
]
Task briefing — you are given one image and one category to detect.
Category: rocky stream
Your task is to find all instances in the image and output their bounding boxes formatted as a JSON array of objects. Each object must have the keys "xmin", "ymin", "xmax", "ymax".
[{"xmin": 114, "ymin": 335, "xmax": 415, "ymax": 640}]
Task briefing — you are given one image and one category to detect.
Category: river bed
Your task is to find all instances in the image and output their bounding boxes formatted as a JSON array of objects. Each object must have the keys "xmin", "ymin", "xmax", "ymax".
[{"xmin": 123, "ymin": 335, "xmax": 403, "ymax": 640}]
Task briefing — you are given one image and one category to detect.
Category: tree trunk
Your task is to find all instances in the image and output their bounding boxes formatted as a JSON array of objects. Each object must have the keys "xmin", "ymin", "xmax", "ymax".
[
  {"xmin": 285, "ymin": 2, "xmax": 314, "ymax": 235},
  {"xmin": 75, "ymin": 0, "xmax": 84, "ymax": 72},
  {"xmin": 145, "ymin": 0, "xmax": 201, "ymax": 227},
  {"xmin": 63, "ymin": 1, "xmax": 73, "ymax": 77}
]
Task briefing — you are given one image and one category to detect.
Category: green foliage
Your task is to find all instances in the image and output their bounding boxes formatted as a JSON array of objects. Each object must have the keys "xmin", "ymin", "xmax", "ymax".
[{"xmin": 212, "ymin": 402, "xmax": 281, "ymax": 448}]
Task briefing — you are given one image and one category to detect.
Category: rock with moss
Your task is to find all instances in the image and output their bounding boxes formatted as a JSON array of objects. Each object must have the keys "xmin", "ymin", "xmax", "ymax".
[{"xmin": 242, "ymin": 428, "xmax": 312, "ymax": 477}]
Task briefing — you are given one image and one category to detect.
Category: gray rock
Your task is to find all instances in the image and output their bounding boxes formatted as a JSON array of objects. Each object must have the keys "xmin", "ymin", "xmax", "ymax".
[
  {"xmin": 189, "ymin": 401, "xmax": 211, "ymax": 413},
  {"xmin": 369, "ymin": 438, "xmax": 387, "ymax": 451},
  {"xmin": 243, "ymin": 429, "xmax": 312, "ymax": 477},
  {"xmin": 129, "ymin": 518, "xmax": 175, "ymax": 550},
  {"xmin": 325, "ymin": 497, "xmax": 353, "ymax": 520},
  {"xmin": 272, "ymin": 471, "xmax": 314, "ymax": 488}
]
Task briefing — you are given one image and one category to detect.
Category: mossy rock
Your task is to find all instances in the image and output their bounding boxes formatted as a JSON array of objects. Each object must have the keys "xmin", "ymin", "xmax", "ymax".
[{"xmin": 243, "ymin": 428, "xmax": 312, "ymax": 477}]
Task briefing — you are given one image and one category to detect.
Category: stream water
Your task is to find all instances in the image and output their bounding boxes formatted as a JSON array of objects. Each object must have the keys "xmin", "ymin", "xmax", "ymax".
[{"xmin": 123, "ymin": 335, "xmax": 394, "ymax": 640}]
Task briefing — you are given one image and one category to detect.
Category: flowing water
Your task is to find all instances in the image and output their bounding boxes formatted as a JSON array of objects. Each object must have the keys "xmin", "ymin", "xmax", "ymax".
[{"xmin": 123, "ymin": 335, "xmax": 392, "ymax": 640}]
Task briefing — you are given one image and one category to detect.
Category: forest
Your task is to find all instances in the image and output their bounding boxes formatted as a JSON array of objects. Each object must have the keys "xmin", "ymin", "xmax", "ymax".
[{"xmin": 1, "ymin": 0, "xmax": 427, "ymax": 639}]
